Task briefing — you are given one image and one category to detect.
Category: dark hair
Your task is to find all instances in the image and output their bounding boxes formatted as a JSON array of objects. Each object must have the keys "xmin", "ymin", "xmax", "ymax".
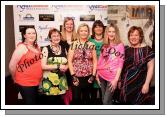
[
  {"xmin": 21, "ymin": 26, "xmax": 38, "ymax": 47},
  {"xmin": 91, "ymin": 20, "xmax": 104, "ymax": 39},
  {"xmin": 48, "ymin": 28, "xmax": 61, "ymax": 40},
  {"xmin": 128, "ymin": 26, "xmax": 144, "ymax": 43}
]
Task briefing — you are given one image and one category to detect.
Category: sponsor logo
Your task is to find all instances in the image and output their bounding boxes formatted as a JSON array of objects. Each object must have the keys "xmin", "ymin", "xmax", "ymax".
[
  {"xmin": 38, "ymin": 25, "xmax": 53, "ymax": 32},
  {"xmin": 23, "ymin": 13, "xmax": 34, "ymax": 20},
  {"xmin": 89, "ymin": 5, "xmax": 108, "ymax": 12},
  {"xmin": 17, "ymin": 5, "xmax": 49, "ymax": 12},
  {"xmin": 39, "ymin": 14, "xmax": 54, "ymax": 21}
]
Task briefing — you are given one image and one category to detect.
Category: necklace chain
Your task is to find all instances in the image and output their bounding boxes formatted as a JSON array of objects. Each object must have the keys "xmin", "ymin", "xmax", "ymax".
[{"xmin": 51, "ymin": 45, "xmax": 61, "ymax": 55}]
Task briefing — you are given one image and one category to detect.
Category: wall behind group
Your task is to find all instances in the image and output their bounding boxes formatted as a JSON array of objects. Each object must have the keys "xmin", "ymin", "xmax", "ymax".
[
  {"xmin": 5, "ymin": 5, "xmax": 155, "ymax": 86},
  {"xmin": 13, "ymin": 5, "xmax": 155, "ymax": 47},
  {"xmin": 5, "ymin": 5, "xmax": 15, "ymax": 76}
]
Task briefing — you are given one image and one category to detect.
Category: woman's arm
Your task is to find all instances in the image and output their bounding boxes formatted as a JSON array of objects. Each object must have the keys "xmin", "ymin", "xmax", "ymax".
[
  {"xmin": 92, "ymin": 45, "xmax": 97, "ymax": 76},
  {"xmin": 110, "ymin": 43, "xmax": 125, "ymax": 91},
  {"xmin": 67, "ymin": 44, "xmax": 75, "ymax": 75},
  {"xmin": 142, "ymin": 58, "xmax": 155, "ymax": 94},
  {"xmin": 41, "ymin": 47, "xmax": 59, "ymax": 70},
  {"xmin": 9, "ymin": 44, "xmax": 27, "ymax": 82}
]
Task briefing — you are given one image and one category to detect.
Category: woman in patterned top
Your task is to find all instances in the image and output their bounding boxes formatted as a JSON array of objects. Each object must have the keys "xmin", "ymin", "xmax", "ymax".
[
  {"xmin": 40, "ymin": 28, "xmax": 68, "ymax": 105},
  {"xmin": 68, "ymin": 23, "xmax": 97, "ymax": 104},
  {"xmin": 119, "ymin": 26, "xmax": 155, "ymax": 104}
]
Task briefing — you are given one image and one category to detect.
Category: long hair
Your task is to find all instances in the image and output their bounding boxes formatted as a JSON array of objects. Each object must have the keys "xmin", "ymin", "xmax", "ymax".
[
  {"xmin": 77, "ymin": 23, "xmax": 90, "ymax": 40},
  {"xmin": 103, "ymin": 23, "xmax": 121, "ymax": 45},
  {"xmin": 21, "ymin": 26, "xmax": 38, "ymax": 48},
  {"xmin": 91, "ymin": 20, "xmax": 105, "ymax": 39},
  {"xmin": 61, "ymin": 17, "xmax": 77, "ymax": 41}
]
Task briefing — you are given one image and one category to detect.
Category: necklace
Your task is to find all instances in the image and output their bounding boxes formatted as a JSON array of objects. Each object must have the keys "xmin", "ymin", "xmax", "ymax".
[{"xmin": 51, "ymin": 45, "xmax": 61, "ymax": 55}]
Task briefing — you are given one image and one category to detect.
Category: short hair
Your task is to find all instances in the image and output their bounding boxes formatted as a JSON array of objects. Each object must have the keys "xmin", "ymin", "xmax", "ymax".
[
  {"xmin": 48, "ymin": 28, "xmax": 61, "ymax": 39},
  {"xmin": 77, "ymin": 23, "xmax": 90, "ymax": 40},
  {"xmin": 128, "ymin": 26, "xmax": 144, "ymax": 43}
]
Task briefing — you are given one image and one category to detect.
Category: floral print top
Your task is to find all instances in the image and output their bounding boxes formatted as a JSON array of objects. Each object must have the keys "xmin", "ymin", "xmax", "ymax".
[
  {"xmin": 39, "ymin": 45, "xmax": 68, "ymax": 95},
  {"xmin": 73, "ymin": 44, "xmax": 94, "ymax": 77}
]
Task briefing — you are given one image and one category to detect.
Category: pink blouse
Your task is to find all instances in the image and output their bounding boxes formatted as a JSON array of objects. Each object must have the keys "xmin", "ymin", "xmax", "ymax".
[{"xmin": 97, "ymin": 43, "xmax": 124, "ymax": 81}]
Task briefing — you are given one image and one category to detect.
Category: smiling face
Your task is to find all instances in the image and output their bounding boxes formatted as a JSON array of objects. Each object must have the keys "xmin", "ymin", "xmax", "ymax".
[
  {"xmin": 65, "ymin": 19, "xmax": 74, "ymax": 33},
  {"xmin": 78, "ymin": 26, "xmax": 89, "ymax": 39},
  {"xmin": 107, "ymin": 26, "xmax": 116, "ymax": 42},
  {"xmin": 50, "ymin": 32, "xmax": 61, "ymax": 45},
  {"xmin": 94, "ymin": 25, "xmax": 103, "ymax": 36},
  {"xmin": 129, "ymin": 30, "xmax": 141, "ymax": 47},
  {"xmin": 24, "ymin": 28, "xmax": 37, "ymax": 44}
]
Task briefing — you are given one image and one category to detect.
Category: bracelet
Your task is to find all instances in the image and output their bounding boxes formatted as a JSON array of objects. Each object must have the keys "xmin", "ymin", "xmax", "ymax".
[
  {"xmin": 71, "ymin": 73, "xmax": 75, "ymax": 77},
  {"xmin": 57, "ymin": 64, "xmax": 60, "ymax": 69}
]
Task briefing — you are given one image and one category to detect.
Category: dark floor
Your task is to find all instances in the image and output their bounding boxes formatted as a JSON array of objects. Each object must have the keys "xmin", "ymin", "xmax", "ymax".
[{"xmin": 5, "ymin": 75, "xmax": 155, "ymax": 105}]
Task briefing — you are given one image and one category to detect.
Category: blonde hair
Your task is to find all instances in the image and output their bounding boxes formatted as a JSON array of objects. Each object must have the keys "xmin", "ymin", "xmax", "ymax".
[
  {"xmin": 61, "ymin": 17, "xmax": 77, "ymax": 41},
  {"xmin": 77, "ymin": 23, "xmax": 90, "ymax": 40},
  {"xmin": 103, "ymin": 23, "xmax": 121, "ymax": 45}
]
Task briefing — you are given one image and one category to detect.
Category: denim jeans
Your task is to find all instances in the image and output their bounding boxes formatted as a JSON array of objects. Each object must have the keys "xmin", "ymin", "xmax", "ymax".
[{"xmin": 99, "ymin": 77, "xmax": 114, "ymax": 105}]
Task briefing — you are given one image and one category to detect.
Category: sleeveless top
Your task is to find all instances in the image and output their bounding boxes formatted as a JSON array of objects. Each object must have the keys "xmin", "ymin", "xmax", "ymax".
[
  {"xmin": 72, "ymin": 41, "xmax": 94, "ymax": 77},
  {"xmin": 40, "ymin": 45, "xmax": 68, "ymax": 95},
  {"xmin": 15, "ymin": 43, "xmax": 43, "ymax": 86}
]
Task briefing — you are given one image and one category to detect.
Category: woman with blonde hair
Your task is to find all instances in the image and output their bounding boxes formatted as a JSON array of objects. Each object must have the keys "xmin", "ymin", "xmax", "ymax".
[
  {"xmin": 68, "ymin": 23, "xmax": 97, "ymax": 104},
  {"xmin": 97, "ymin": 23, "xmax": 125, "ymax": 104},
  {"xmin": 60, "ymin": 17, "xmax": 77, "ymax": 105},
  {"xmin": 61, "ymin": 17, "xmax": 77, "ymax": 44}
]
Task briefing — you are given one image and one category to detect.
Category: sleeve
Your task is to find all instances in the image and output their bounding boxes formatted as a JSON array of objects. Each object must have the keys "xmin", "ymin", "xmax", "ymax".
[
  {"xmin": 117, "ymin": 43, "xmax": 125, "ymax": 69},
  {"xmin": 146, "ymin": 46, "xmax": 155, "ymax": 63}
]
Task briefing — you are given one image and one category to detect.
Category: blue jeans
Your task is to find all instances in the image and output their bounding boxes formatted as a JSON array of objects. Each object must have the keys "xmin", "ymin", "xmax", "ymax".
[{"xmin": 99, "ymin": 77, "xmax": 114, "ymax": 105}]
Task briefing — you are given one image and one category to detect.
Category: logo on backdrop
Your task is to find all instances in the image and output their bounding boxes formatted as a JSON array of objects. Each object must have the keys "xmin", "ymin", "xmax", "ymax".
[
  {"xmin": 88, "ymin": 5, "xmax": 108, "ymax": 12},
  {"xmin": 17, "ymin": 5, "xmax": 49, "ymax": 12},
  {"xmin": 23, "ymin": 13, "xmax": 34, "ymax": 20}
]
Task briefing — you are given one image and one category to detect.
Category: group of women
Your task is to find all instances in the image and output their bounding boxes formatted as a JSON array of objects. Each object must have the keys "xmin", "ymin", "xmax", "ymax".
[{"xmin": 9, "ymin": 17, "xmax": 155, "ymax": 105}]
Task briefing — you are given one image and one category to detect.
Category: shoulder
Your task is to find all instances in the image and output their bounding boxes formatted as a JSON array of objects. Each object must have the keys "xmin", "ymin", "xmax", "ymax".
[
  {"xmin": 60, "ymin": 40, "xmax": 68, "ymax": 46},
  {"xmin": 145, "ymin": 45, "xmax": 154, "ymax": 54},
  {"xmin": 88, "ymin": 41, "xmax": 95, "ymax": 46},
  {"xmin": 42, "ymin": 45, "xmax": 49, "ymax": 51},
  {"xmin": 71, "ymin": 40, "xmax": 79, "ymax": 46},
  {"xmin": 89, "ymin": 37, "xmax": 94, "ymax": 42},
  {"xmin": 117, "ymin": 42, "xmax": 124, "ymax": 47},
  {"xmin": 16, "ymin": 43, "xmax": 27, "ymax": 54}
]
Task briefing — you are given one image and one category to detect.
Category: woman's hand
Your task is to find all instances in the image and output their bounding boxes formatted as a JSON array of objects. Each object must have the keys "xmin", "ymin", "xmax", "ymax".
[
  {"xmin": 141, "ymin": 83, "xmax": 149, "ymax": 94},
  {"xmin": 88, "ymin": 75, "xmax": 95, "ymax": 83},
  {"xmin": 72, "ymin": 75, "xmax": 79, "ymax": 86},
  {"xmin": 109, "ymin": 79, "xmax": 118, "ymax": 92},
  {"xmin": 60, "ymin": 64, "xmax": 68, "ymax": 72}
]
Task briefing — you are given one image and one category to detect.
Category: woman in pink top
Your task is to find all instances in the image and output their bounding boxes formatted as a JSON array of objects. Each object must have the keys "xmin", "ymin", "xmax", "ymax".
[
  {"xmin": 97, "ymin": 23, "xmax": 124, "ymax": 104},
  {"xmin": 9, "ymin": 27, "xmax": 42, "ymax": 104}
]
